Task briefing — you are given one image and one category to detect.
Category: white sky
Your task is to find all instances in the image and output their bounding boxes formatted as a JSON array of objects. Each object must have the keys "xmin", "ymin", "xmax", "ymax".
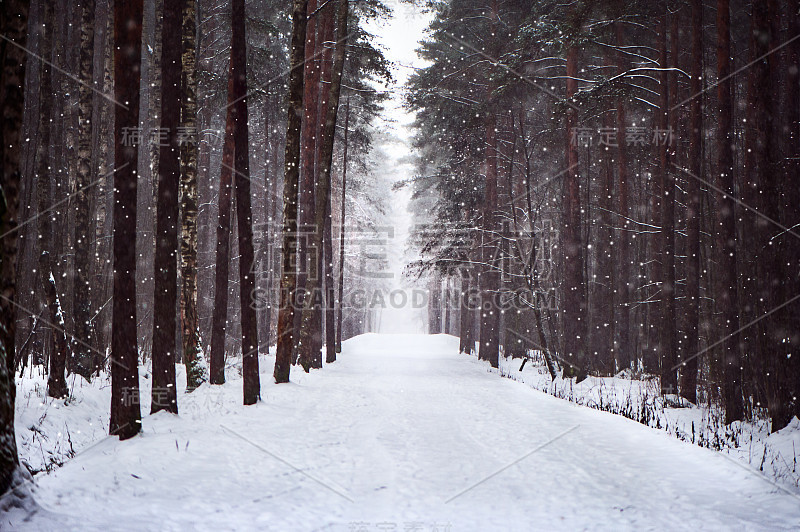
[{"xmin": 364, "ymin": 1, "xmax": 433, "ymax": 333}]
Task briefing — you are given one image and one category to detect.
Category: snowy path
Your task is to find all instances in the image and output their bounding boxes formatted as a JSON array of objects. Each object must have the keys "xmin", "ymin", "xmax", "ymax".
[{"xmin": 15, "ymin": 334, "xmax": 800, "ymax": 531}]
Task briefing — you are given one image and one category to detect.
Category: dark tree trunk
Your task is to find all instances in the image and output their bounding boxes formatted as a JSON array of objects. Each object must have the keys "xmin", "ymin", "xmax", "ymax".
[
  {"xmin": 295, "ymin": 0, "xmax": 320, "ymax": 366},
  {"xmin": 34, "ymin": 0, "xmax": 69, "ymax": 400},
  {"xmin": 72, "ymin": 0, "xmax": 96, "ymax": 379},
  {"xmin": 231, "ymin": 0, "xmax": 260, "ymax": 405},
  {"xmin": 318, "ymin": 0, "xmax": 336, "ymax": 364},
  {"xmin": 614, "ymin": 22, "xmax": 632, "ymax": 371},
  {"xmin": 209, "ymin": 69, "xmax": 236, "ymax": 386},
  {"xmin": 274, "ymin": 0, "xmax": 309, "ymax": 383},
  {"xmin": 298, "ymin": 0, "xmax": 349, "ymax": 372},
  {"xmin": 459, "ymin": 271, "xmax": 473, "ymax": 354},
  {"xmin": 718, "ymin": 0, "xmax": 743, "ymax": 423},
  {"xmin": 680, "ymin": 0, "xmax": 702, "ymax": 404},
  {"xmin": 110, "ymin": 0, "xmax": 143, "ymax": 440},
  {"xmin": 151, "ymin": 0, "xmax": 182, "ymax": 415},
  {"xmin": 596, "ymin": 98, "xmax": 615, "ymax": 374},
  {"xmin": 0, "ymin": 0, "xmax": 30, "ymax": 498},
  {"xmin": 659, "ymin": 10, "xmax": 678, "ymax": 395},
  {"xmin": 784, "ymin": 0, "xmax": 800, "ymax": 422},
  {"xmin": 562, "ymin": 44, "xmax": 586, "ymax": 379},
  {"xmin": 479, "ymin": 110, "xmax": 500, "ymax": 369}
]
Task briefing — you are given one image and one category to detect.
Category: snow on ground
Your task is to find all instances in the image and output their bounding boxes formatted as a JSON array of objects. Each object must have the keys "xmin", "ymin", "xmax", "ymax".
[
  {"xmin": 9, "ymin": 334, "xmax": 800, "ymax": 531},
  {"xmin": 491, "ymin": 348, "xmax": 800, "ymax": 493}
]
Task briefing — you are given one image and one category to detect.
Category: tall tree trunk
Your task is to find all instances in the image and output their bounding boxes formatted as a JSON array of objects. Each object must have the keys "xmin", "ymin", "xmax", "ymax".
[
  {"xmin": 763, "ymin": 0, "xmax": 792, "ymax": 430},
  {"xmin": 785, "ymin": 0, "xmax": 800, "ymax": 422},
  {"xmin": 459, "ymin": 271, "xmax": 473, "ymax": 354},
  {"xmin": 260, "ymin": 98, "xmax": 273, "ymax": 354},
  {"xmin": 209, "ymin": 69, "xmax": 236, "ymax": 386},
  {"xmin": 479, "ymin": 110, "xmax": 500, "ymax": 369},
  {"xmin": 110, "ymin": 0, "xmax": 143, "ymax": 440},
  {"xmin": 72, "ymin": 0, "xmax": 96, "ymax": 379},
  {"xmin": 231, "ymin": 0, "xmax": 260, "ymax": 405},
  {"xmin": 658, "ymin": 10, "xmax": 678, "ymax": 395},
  {"xmin": 151, "ymin": 0, "xmax": 182, "ymax": 414},
  {"xmin": 298, "ymin": 0, "xmax": 349, "ymax": 372},
  {"xmin": 317, "ymin": 0, "xmax": 336, "ymax": 364},
  {"xmin": 614, "ymin": 22, "xmax": 632, "ymax": 371},
  {"xmin": 680, "ymin": 0, "xmax": 702, "ymax": 404},
  {"xmin": 718, "ymin": 0, "xmax": 743, "ymax": 423},
  {"xmin": 180, "ymin": 0, "xmax": 204, "ymax": 392},
  {"xmin": 562, "ymin": 43, "xmax": 586, "ymax": 379},
  {"xmin": 34, "ymin": 0, "xmax": 69, "ymax": 399},
  {"xmin": 335, "ymin": 95, "xmax": 350, "ymax": 354},
  {"xmin": 596, "ymin": 99, "xmax": 615, "ymax": 374},
  {"xmin": 0, "ymin": 0, "xmax": 30, "ymax": 498},
  {"xmin": 295, "ymin": 0, "xmax": 320, "ymax": 366},
  {"xmin": 274, "ymin": 0, "xmax": 309, "ymax": 383}
]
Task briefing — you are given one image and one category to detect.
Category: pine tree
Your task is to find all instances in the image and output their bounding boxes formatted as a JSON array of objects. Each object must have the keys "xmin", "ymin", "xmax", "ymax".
[
  {"xmin": 209, "ymin": 70, "xmax": 236, "ymax": 386},
  {"xmin": 299, "ymin": 0, "xmax": 349, "ymax": 372},
  {"xmin": 110, "ymin": 0, "xmax": 144, "ymax": 440},
  {"xmin": 151, "ymin": 0, "xmax": 182, "ymax": 415},
  {"xmin": 274, "ymin": 0, "xmax": 309, "ymax": 384},
  {"xmin": 231, "ymin": 0, "xmax": 260, "ymax": 405},
  {"xmin": 72, "ymin": 0, "xmax": 96, "ymax": 379},
  {"xmin": 0, "ymin": 0, "xmax": 30, "ymax": 499}
]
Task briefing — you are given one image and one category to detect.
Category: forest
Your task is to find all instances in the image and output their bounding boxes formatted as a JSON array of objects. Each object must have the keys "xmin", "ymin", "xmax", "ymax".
[{"xmin": 1, "ymin": 0, "xmax": 799, "ymax": 528}]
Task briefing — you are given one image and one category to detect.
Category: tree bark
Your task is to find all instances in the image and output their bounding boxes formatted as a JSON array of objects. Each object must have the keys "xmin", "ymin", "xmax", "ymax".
[
  {"xmin": 680, "ymin": 0, "xmax": 702, "ymax": 404},
  {"xmin": 318, "ymin": 0, "xmax": 336, "ymax": 364},
  {"xmin": 110, "ymin": 0, "xmax": 144, "ymax": 440},
  {"xmin": 295, "ymin": 0, "xmax": 320, "ymax": 366},
  {"xmin": 209, "ymin": 69, "xmax": 236, "ymax": 386},
  {"xmin": 179, "ymin": 0, "xmax": 204, "ymax": 392},
  {"xmin": 562, "ymin": 43, "xmax": 586, "ymax": 379},
  {"xmin": 151, "ymin": 0, "xmax": 182, "ymax": 414},
  {"xmin": 658, "ymin": 10, "xmax": 678, "ymax": 395},
  {"xmin": 231, "ymin": 0, "xmax": 261, "ymax": 405},
  {"xmin": 34, "ymin": 0, "xmax": 69, "ymax": 399},
  {"xmin": 614, "ymin": 22, "xmax": 632, "ymax": 371},
  {"xmin": 335, "ymin": 95, "xmax": 350, "ymax": 354},
  {"xmin": 298, "ymin": 0, "xmax": 349, "ymax": 372},
  {"xmin": 0, "ymin": 0, "xmax": 30, "ymax": 498},
  {"xmin": 72, "ymin": 0, "xmax": 96, "ymax": 379},
  {"xmin": 274, "ymin": 0, "xmax": 309, "ymax": 383},
  {"xmin": 717, "ymin": 0, "xmax": 743, "ymax": 423}
]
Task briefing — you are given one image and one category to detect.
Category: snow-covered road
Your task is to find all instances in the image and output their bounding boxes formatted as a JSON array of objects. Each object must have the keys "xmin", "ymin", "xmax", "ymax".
[{"xmin": 15, "ymin": 334, "xmax": 800, "ymax": 531}]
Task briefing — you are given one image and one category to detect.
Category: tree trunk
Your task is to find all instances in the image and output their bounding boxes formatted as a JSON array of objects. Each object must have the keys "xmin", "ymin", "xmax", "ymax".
[
  {"xmin": 459, "ymin": 271, "xmax": 473, "ymax": 353},
  {"xmin": 0, "ymin": 0, "xmax": 30, "ymax": 498},
  {"xmin": 317, "ymin": 0, "xmax": 336, "ymax": 364},
  {"xmin": 298, "ymin": 0, "xmax": 349, "ymax": 372},
  {"xmin": 658, "ymin": 11, "xmax": 678, "ymax": 395},
  {"xmin": 110, "ymin": 0, "xmax": 143, "ymax": 440},
  {"xmin": 72, "ymin": 0, "xmax": 96, "ymax": 379},
  {"xmin": 562, "ymin": 44, "xmax": 586, "ymax": 379},
  {"xmin": 718, "ymin": 0, "xmax": 743, "ymax": 423},
  {"xmin": 335, "ymin": 95, "xmax": 350, "ymax": 354},
  {"xmin": 34, "ymin": 0, "xmax": 69, "ymax": 399},
  {"xmin": 680, "ymin": 0, "xmax": 702, "ymax": 404},
  {"xmin": 209, "ymin": 68, "xmax": 237, "ymax": 386},
  {"xmin": 614, "ymin": 22, "xmax": 632, "ymax": 371},
  {"xmin": 151, "ymin": 0, "xmax": 182, "ymax": 414},
  {"xmin": 295, "ymin": 0, "xmax": 320, "ymax": 366},
  {"xmin": 479, "ymin": 110, "xmax": 500, "ymax": 369},
  {"xmin": 274, "ymin": 0, "xmax": 309, "ymax": 383},
  {"xmin": 231, "ymin": 0, "xmax": 261, "ymax": 405},
  {"xmin": 180, "ymin": 0, "xmax": 204, "ymax": 392}
]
